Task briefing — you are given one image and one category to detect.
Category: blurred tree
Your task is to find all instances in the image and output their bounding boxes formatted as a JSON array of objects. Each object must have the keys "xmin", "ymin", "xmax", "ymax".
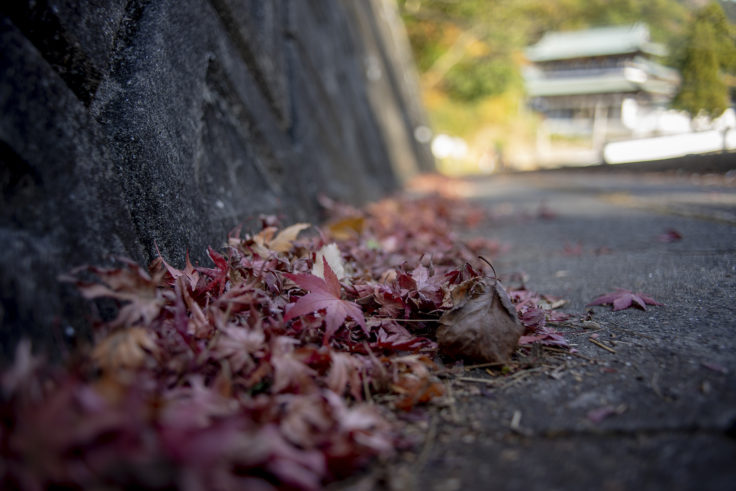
[
  {"xmin": 672, "ymin": 2, "xmax": 736, "ymax": 118},
  {"xmin": 399, "ymin": 0, "xmax": 528, "ymax": 101},
  {"xmin": 442, "ymin": 58, "xmax": 519, "ymax": 102},
  {"xmin": 400, "ymin": 0, "xmax": 691, "ymax": 105},
  {"xmin": 398, "ymin": 0, "xmax": 702, "ymax": 167},
  {"xmin": 519, "ymin": 0, "xmax": 689, "ymax": 45}
]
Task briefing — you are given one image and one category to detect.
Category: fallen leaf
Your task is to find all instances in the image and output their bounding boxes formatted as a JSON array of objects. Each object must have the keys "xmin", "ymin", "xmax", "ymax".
[
  {"xmin": 212, "ymin": 325, "xmax": 266, "ymax": 373},
  {"xmin": 563, "ymin": 242, "xmax": 583, "ymax": 256},
  {"xmin": 393, "ymin": 376, "xmax": 444, "ymax": 411},
  {"xmin": 587, "ymin": 404, "xmax": 626, "ymax": 423},
  {"xmin": 260, "ymin": 223, "xmax": 312, "ymax": 252},
  {"xmin": 1, "ymin": 340, "xmax": 41, "ymax": 396},
  {"xmin": 285, "ymin": 258, "xmax": 367, "ymax": 342},
  {"xmin": 251, "ymin": 226, "xmax": 278, "ymax": 257},
  {"xmin": 587, "ymin": 288, "xmax": 663, "ymax": 311},
  {"xmin": 657, "ymin": 228, "xmax": 683, "ymax": 243},
  {"xmin": 701, "ymin": 361, "xmax": 728, "ymax": 374},
  {"xmin": 437, "ymin": 275, "xmax": 523, "ymax": 363},
  {"xmin": 67, "ymin": 261, "xmax": 165, "ymax": 328},
  {"xmin": 389, "ymin": 355, "xmax": 444, "ymax": 411},
  {"xmin": 326, "ymin": 352, "xmax": 364, "ymax": 400},
  {"xmin": 197, "ymin": 247, "xmax": 230, "ymax": 296},
  {"xmin": 154, "ymin": 243, "xmax": 200, "ymax": 290},
  {"xmin": 537, "ymin": 201, "xmax": 557, "ymax": 220},
  {"xmin": 518, "ymin": 326, "xmax": 569, "ymax": 348},
  {"xmin": 271, "ymin": 347, "xmax": 318, "ymax": 393},
  {"xmin": 312, "ymin": 243, "xmax": 346, "ymax": 280},
  {"xmin": 92, "ymin": 327, "xmax": 158, "ymax": 371},
  {"xmin": 326, "ymin": 216, "xmax": 365, "ymax": 241}
]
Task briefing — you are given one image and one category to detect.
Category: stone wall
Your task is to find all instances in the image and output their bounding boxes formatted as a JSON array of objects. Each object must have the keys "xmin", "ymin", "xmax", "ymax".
[{"xmin": 0, "ymin": 0, "xmax": 433, "ymax": 358}]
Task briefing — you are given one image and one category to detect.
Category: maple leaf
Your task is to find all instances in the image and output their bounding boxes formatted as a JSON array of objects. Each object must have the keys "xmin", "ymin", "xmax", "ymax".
[
  {"xmin": 212, "ymin": 325, "xmax": 266, "ymax": 373},
  {"xmin": 311, "ymin": 243, "xmax": 346, "ymax": 280},
  {"xmin": 372, "ymin": 320, "xmax": 435, "ymax": 352},
  {"xmin": 587, "ymin": 288, "xmax": 663, "ymax": 311},
  {"xmin": 154, "ymin": 243, "xmax": 199, "ymax": 291},
  {"xmin": 269, "ymin": 223, "xmax": 311, "ymax": 252},
  {"xmin": 64, "ymin": 260, "xmax": 165, "ymax": 328},
  {"xmin": 519, "ymin": 326, "xmax": 569, "ymax": 347},
  {"xmin": 372, "ymin": 286, "xmax": 405, "ymax": 318},
  {"xmin": 409, "ymin": 264, "xmax": 445, "ymax": 308},
  {"xmin": 326, "ymin": 215, "xmax": 365, "ymax": 240},
  {"xmin": 657, "ymin": 228, "xmax": 683, "ymax": 243},
  {"xmin": 196, "ymin": 246, "xmax": 230, "ymax": 296},
  {"xmin": 92, "ymin": 327, "xmax": 158, "ymax": 372},
  {"xmin": 1, "ymin": 340, "xmax": 41, "ymax": 397},
  {"xmin": 326, "ymin": 352, "xmax": 364, "ymax": 400},
  {"xmin": 271, "ymin": 338, "xmax": 318, "ymax": 393},
  {"xmin": 252, "ymin": 223, "xmax": 311, "ymax": 255},
  {"xmin": 563, "ymin": 241, "xmax": 583, "ymax": 256},
  {"xmin": 284, "ymin": 258, "xmax": 367, "ymax": 343}
]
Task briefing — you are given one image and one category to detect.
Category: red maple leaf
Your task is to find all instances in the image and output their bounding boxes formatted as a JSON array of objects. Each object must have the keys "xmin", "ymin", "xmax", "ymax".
[
  {"xmin": 284, "ymin": 258, "xmax": 367, "ymax": 343},
  {"xmin": 587, "ymin": 288, "xmax": 663, "ymax": 311},
  {"xmin": 155, "ymin": 243, "xmax": 200, "ymax": 291},
  {"xmin": 196, "ymin": 247, "xmax": 230, "ymax": 296},
  {"xmin": 657, "ymin": 228, "xmax": 683, "ymax": 243}
]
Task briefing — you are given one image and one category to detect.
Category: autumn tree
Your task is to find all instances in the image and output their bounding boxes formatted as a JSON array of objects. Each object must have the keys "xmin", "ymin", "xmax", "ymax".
[
  {"xmin": 672, "ymin": 2, "xmax": 736, "ymax": 119},
  {"xmin": 398, "ymin": 0, "xmax": 691, "ymax": 120},
  {"xmin": 399, "ymin": 0, "xmax": 527, "ymax": 102}
]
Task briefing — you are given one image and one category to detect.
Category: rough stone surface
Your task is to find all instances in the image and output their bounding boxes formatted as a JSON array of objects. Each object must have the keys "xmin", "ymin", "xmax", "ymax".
[{"xmin": 0, "ymin": 0, "xmax": 433, "ymax": 358}]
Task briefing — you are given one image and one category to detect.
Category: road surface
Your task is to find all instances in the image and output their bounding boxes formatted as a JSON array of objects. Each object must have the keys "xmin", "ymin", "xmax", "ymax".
[{"xmin": 360, "ymin": 168, "xmax": 736, "ymax": 491}]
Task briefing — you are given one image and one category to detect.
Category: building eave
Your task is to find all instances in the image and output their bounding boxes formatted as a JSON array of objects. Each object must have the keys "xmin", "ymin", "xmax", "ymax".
[
  {"xmin": 525, "ymin": 23, "xmax": 667, "ymax": 63},
  {"xmin": 526, "ymin": 73, "xmax": 677, "ymax": 98}
]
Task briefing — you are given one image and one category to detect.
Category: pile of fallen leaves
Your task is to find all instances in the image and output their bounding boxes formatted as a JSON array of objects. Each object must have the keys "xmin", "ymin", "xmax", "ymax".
[{"xmin": 0, "ymin": 193, "xmax": 570, "ymax": 490}]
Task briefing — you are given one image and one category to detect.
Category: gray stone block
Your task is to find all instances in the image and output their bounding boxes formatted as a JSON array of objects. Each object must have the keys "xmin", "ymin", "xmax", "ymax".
[{"xmin": 0, "ymin": 0, "xmax": 433, "ymax": 359}]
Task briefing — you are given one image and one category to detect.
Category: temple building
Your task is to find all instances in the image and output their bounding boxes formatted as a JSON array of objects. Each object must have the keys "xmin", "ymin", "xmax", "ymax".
[{"xmin": 524, "ymin": 24, "xmax": 682, "ymax": 152}]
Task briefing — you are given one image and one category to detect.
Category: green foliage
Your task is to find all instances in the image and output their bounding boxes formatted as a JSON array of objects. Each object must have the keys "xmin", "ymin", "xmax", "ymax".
[
  {"xmin": 399, "ymin": 0, "xmax": 692, "ymax": 117},
  {"xmin": 513, "ymin": 0, "xmax": 689, "ymax": 45},
  {"xmin": 442, "ymin": 57, "xmax": 519, "ymax": 102},
  {"xmin": 399, "ymin": 0, "xmax": 528, "ymax": 102},
  {"xmin": 399, "ymin": 0, "xmax": 711, "ymax": 150},
  {"xmin": 401, "ymin": 15, "xmax": 445, "ymax": 72},
  {"xmin": 672, "ymin": 2, "xmax": 736, "ymax": 118}
]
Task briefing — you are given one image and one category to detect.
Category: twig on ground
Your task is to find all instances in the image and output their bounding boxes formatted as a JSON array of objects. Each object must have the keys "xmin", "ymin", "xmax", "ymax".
[
  {"xmin": 542, "ymin": 346, "xmax": 598, "ymax": 362},
  {"xmin": 500, "ymin": 368, "xmax": 541, "ymax": 389},
  {"xmin": 589, "ymin": 338, "xmax": 616, "ymax": 354},
  {"xmin": 445, "ymin": 381, "xmax": 460, "ymax": 424},
  {"xmin": 464, "ymin": 361, "xmax": 506, "ymax": 370},
  {"xmin": 457, "ymin": 376, "xmax": 498, "ymax": 386},
  {"xmin": 458, "ymin": 366, "xmax": 544, "ymax": 388}
]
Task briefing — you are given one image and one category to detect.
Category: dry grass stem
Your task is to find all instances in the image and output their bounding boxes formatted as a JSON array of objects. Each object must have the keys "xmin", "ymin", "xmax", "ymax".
[{"xmin": 589, "ymin": 338, "xmax": 616, "ymax": 353}]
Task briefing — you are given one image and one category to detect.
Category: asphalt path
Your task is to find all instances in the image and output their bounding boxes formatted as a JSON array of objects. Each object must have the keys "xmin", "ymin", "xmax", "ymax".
[{"xmin": 366, "ymin": 168, "xmax": 736, "ymax": 491}]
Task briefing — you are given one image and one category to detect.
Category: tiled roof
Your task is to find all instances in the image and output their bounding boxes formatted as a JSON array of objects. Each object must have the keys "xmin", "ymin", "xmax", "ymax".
[
  {"xmin": 526, "ymin": 24, "xmax": 666, "ymax": 62},
  {"xmin": 526, "ymin": 74, "xmax": 676, "ymax": 97}
]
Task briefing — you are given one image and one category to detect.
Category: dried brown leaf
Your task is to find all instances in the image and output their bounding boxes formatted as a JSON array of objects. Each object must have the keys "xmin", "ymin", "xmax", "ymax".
[
  {"xmin": 269, "ymin": 223, "xmax": 312, "ymax": 253},
  {"xmin": 326, "ymin": 216, "xmax": 365, "ymax": 240},
  {"xmin": 92, "ymin": 327, "xmax": 158, "ymax": 371},
  {"xmin": 437, "ymin": 276, "xmax": 523, "ymax": 363}
]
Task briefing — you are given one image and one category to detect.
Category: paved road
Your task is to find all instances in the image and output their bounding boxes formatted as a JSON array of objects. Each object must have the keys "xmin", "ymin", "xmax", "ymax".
[{"xmin": 403, "ymin": 170, "xmax": 736, "ymax": 491}]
